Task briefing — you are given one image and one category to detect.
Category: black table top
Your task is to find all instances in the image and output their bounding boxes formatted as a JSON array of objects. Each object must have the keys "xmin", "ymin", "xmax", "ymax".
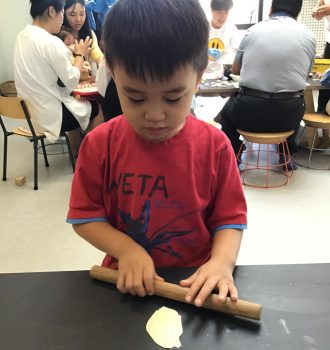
[{"xmin": 1, "ymin": 264, "xmax": 329, "ymax": 350}]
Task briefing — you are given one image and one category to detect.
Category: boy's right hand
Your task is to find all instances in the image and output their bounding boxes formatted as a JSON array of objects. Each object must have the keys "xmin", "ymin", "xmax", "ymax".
[{"xmin": 116, "ymin": 242, "xmax": 164, "ymax": 297}]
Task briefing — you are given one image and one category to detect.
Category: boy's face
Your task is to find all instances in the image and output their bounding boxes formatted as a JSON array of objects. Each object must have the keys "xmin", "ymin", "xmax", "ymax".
[
  {"xmin": 211, "ymin": 10, "xmax": 229, "ymax": 29},
  {"xmin": 111, "ymin": 64, "xmax": 202, "ymax": 142}
]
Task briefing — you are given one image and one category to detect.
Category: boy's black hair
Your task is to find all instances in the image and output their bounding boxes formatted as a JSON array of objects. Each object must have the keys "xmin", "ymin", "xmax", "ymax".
[
  {"xmin": 63, "ymin": 0, "xmax": 92, "ymax": 40},
  {"xmin": 271, "ymin": 0, "xmax": 303, "ymax": 18},
  {"xmin": 30, "ymin": 0, "xmax": 64, "ymax": 18},
  {"xmin": 210, "ymin": 0, "xmax": 234, "ymax": 12},
  {"xmin": 103, "ymin": 0, "xmax": 209, "ymax": 82}
]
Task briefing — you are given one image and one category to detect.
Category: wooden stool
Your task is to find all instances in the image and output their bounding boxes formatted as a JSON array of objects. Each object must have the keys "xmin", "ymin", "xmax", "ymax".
[
  {"xmin": 295, "ymin": 113, "xmax": 330, "ymax": 170},
  {"xmin": 237, "ymin": 130, "xmax": 294, "ymax": 188}
]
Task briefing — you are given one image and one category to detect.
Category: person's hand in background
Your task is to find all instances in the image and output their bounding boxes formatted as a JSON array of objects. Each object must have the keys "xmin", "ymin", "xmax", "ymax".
[
  {"xmin": 312, "ymin": 5, "xmax": 330, "ymax": 20},
  {"xmin": 78, "ymin": 61, "xmax": 91, "ymax": 82},
  {"xmin": 74, "ymin": 36, "xmax": 92, "ymax": 58}
]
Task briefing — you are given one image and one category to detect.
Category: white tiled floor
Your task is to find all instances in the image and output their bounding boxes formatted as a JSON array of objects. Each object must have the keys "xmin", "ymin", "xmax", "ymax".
[{"xmin": 1, "ymin": 119, "xmax": 330, "ymax": 273}]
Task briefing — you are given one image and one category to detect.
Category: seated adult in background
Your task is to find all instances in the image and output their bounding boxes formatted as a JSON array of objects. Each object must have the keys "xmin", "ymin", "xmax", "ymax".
[
  {"xmin": 63, "ymin": 0, "xmax": 104, "ymax": 72},
  {"xmin": 14, "ymin": 0, "xmax": 103, "ymax": 156},
  {"xmin": 204, "ymin": 0, "xmax": 239, "ymax": 80},
  {"xmin": 95, "ymin": 59, "xmax": 123, "ymax": 122},
  {"xmin": 215, "ymin": 0, "xmax": 316, "ymax": 170}
]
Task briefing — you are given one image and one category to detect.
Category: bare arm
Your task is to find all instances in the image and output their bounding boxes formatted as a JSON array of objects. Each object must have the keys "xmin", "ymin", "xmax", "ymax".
[
  {"xmin": 73, "ymin": 222, "xmax": 163, "ymax": 296},
  {"xmin": 231, "ymin": 59, "xmax": 241, "ymax": 75},
  {"xmin": 180, "ymin": 228, "xmax": 243, "ymax": 307},
  {"xmin": 316, "ymin": 4, "xmax": 330, "ymax": 16}
]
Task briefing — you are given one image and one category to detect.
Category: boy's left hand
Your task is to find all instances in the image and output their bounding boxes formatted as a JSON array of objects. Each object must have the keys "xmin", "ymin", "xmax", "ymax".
[{"xmin": 179, "ymin": 259, "xmax": 238, "ymax": 307}]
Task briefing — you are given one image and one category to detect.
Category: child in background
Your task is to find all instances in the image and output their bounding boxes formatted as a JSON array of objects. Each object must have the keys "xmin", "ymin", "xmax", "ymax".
[
  {"xmin": 204, "ymin": 0, "xmax": 239, "ymax": 79},
  {"xmin": 67, "ymin": 0, "xmax": 247, "ymax": 307},
  {"xmin": 58, "ymin": 26, "xmax": 76, "ymax": 49},
  {"xmin": 58, "ymin": 26, "xmax": 93, "ymax": 84}
]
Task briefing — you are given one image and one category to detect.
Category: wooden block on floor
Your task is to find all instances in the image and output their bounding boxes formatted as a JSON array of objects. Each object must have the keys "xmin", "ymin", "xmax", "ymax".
[{"xmin": 15, "ymin": 176, "xmax": 26, "ymax": 186}]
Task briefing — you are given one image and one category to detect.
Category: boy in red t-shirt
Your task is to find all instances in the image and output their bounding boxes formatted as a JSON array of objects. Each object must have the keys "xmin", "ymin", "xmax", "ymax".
[{"xmin": 67, "ymin": 0, "xmax": 247, "ymax": 308}]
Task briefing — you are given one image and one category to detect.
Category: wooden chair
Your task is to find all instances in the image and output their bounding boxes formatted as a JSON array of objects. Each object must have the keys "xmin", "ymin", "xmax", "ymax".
[
  {"xmin": 236, "ymin": 130, "xmax": 294, "ymax": 188},
  {"xmin": 295, "ymin": 113, "xmax": 330, "ymax": 170},
  {"xmin": 0, "ymin": 96, "xmax": 75, "ymax": 190}
]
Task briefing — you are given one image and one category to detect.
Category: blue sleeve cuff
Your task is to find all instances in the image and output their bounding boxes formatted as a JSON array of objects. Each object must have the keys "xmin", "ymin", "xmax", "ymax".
[
  {"xmin": 212, "ymin": 224, "xmax": 247, "ymax": 234},
  {"xmin": 66, "ymin": 217, "xmax": 108, "ymax": 224}
]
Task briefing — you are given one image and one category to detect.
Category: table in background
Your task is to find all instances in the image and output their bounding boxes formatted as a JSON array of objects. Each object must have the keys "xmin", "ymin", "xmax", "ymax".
[
  {"xmin": 73, "ymin": 86, "xmax": 103, "ymax": 103},
  {"xmin": 1, "ymin": 264, "xmax": 329, "ymax": 349},
  {"xmin": 197, "ymin": 78, "xmax": 327, "ymax": 113}
]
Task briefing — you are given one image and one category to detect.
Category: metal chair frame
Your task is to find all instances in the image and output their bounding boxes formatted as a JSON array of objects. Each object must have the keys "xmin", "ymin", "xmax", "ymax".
[
  {"xmin": 237, "ymin": 130, "xmax": 294, "ymax": 188},
  {"xmin": 295, "ymin": 113, "xmax": 330, "ymax": 170},
  {"xmin": 0, "ymin": 96, "xmax": 75, "ymax": 190}
]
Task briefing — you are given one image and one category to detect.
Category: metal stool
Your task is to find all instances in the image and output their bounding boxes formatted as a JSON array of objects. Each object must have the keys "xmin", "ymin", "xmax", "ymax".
[
  {"xmin": 295, "ymin": 113, "xmax": 330, "ymax": 170},
  {"xmin": 237, "ymin": 130, "xmax": 294, "ymax": 188}
]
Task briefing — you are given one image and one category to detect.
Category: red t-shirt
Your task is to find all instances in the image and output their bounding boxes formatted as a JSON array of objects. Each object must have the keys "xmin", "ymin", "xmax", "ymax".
[{"xmin": 67, "ymin": 115, "xmax": 247, "ymax": 268}]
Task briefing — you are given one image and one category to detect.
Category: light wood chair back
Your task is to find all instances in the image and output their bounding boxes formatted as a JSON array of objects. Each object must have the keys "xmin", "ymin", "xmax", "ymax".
[
  {"xmin": 0, "ymin": 96, "xmax": 27, "ymax": 120},
  {"xmin": 0, "ymin": 95, "xmax": 76, "ymax": 189},
  {"xmin": 0, "ymin": 96, "xmax": 48, "ymax": 189}
]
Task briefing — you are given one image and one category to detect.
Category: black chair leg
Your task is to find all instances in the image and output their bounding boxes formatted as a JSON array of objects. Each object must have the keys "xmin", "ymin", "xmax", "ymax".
[
  {"xmin": 63, "ymin": 132, "xmax": 76, "ymax": 172},
  {"xmin": 33, "ymin": 140, "xmax": 38, "ymax": 190},
  {"xmin": 2, "ymin": 134, "xmax": 8, "ymax": 181},
  {"xmin": 40, "ymin": 138, "xmax": 49, "ymax": 167}
]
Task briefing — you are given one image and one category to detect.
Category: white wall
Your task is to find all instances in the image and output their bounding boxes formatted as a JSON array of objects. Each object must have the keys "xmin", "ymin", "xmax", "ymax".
[{"xmin": 0, "ymin": 0, "xmax": 30, "ymax": 82}]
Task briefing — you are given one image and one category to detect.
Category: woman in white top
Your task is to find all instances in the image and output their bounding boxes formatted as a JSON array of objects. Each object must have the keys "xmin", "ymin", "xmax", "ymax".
[
  {"xmin": 63, "ymin": 0, "xmax": 104, "ymax": 71},
  {"xmin": 14, "ymin": 0, "xmax": 103, "ymax": 154}
]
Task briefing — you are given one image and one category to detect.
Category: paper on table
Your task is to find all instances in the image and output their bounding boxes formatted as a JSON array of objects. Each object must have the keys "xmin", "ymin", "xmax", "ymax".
[
  {"xmin": 146, "ymin": 306, "xmax": 183, "ymax": 349},
  {"xmin": 73, "ymin": 86, "xmax": 99, "ymax": 95}
]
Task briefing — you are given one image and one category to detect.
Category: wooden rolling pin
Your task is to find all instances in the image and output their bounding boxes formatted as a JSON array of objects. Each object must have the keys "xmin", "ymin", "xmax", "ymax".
[{"xmin": 90, "ymin": 265, "xmax": 262, "ymax": 320}]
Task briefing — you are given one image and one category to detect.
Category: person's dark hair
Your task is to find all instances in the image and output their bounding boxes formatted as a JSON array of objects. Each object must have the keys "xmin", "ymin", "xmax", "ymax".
[
  {"xmin": 271, "ymin": 0, "xmax": 303, "ymax": 18},
  {"xmin": 63, "ymin": 0, "xmax": 92, "ymax": 40},
  {"xmin": 30, "ymin": 0, "xmax": 64, "ymax": 19},
  {"xmin": 210, "ymin": 0, "xmax": 233, "ymax": 12},
  {"xmin": 103, "ymin": 0, "xmax": 209, "ymax": 81},
  {"xmin": 57, "ymin": 26, "xmax": 73, "ymax": 42}
]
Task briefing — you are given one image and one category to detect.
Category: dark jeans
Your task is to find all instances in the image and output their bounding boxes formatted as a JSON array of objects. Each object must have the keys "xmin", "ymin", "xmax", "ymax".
[
  {"xmin": 317, "ymin": 42, "xmax": 330, "ymax": 113},
  {"xmin": 217, "ymin": 94, "xmax": 306, "ymax": 155},
  {"xmin": 60, "ymin": 102, "xmax": 99, "ymax": 133},
  {"xmin": 102, "ymin": 80, "xmax": 123, "ymax": 122}
]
